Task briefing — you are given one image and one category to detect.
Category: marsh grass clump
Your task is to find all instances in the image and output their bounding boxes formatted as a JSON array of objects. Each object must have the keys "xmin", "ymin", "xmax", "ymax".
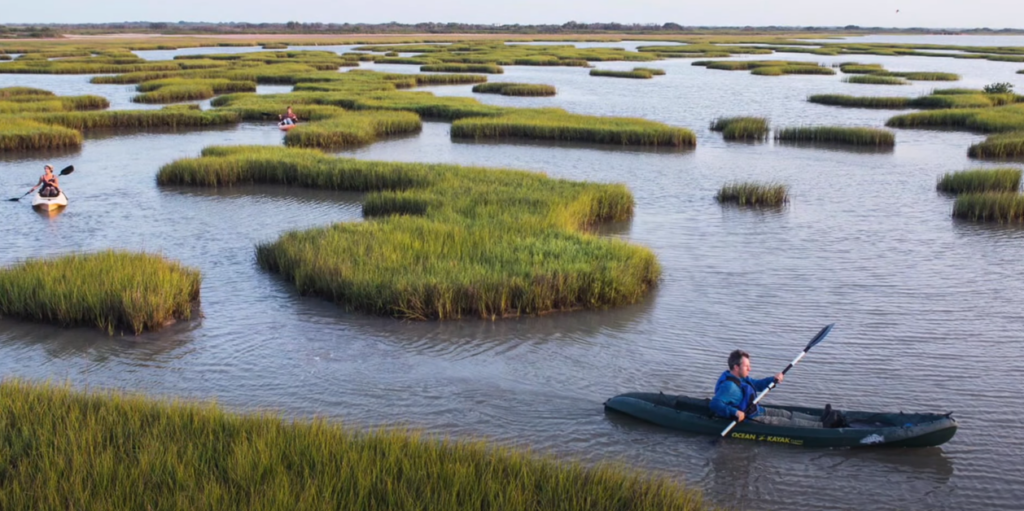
[
  {"xmin": 472, "ymin": 82, "xmax": 556, "ymax": 97},
  {"xmin": 709, "ymin": 116, "xmax": 770, "ymax": 141},
  {"xmin": 716, "ymin": 181, "xmax": 789, "ymax": 207},
  {"xmin": 158, "ymin": 146, "xmax": 661, "ymax": 320},
  {"xmin": 882, "ymin": 71, "xmax": 960, "ymax": 81},
  {"xmin": 775, "ymin": 126, "xmax": 895, "ymax": 146},
  {"xmin": 0, "ymin": 251, "xmax": 200, "ymax": 334},
  {"xmin": 284, "ymin": 111, "xmax": 422, "ymax": 148},
  {"xmin": 838, "ymin": 63, "xmax": 887, "ymax": 74},
  {"xmin": 0, "ymin": 86, "xmax": 55, "ymax": 98},
  {"xmin": 886, "ymin": 104, "xmax": 1024, "ymax": 132},
  {"xmin": 632, "ymin": 67, "xmax": 666, "ymax": 75},
  {"xmin": 952, "ymin": 192, "xmax": 1024, "ymax": 222},
  {"xmin": 0, "ymin": 118, "xmax": 82, "ymax": 151},
  {"xmin": 420, "ymin": 63, "xmax": 504, "ymax": 74},
  {"xmin": 132, "ymin": 79, "xmax": 257, "ymax": 104},
  {"xmin": 589, "ymin": 69, "xmax": 654, "ymax": 79},
  {"xmin": 0, "ymin": 380, "xmax": 711, "ymax": 511},
  {"xmin": 843, "ymin": 75, "xmax": 910, "ymax": 85},
  {"xmin": 808, "ymin": 95, "xmax": 910, "ymax": 109},
  {"xmin": 968, "ymin": 132, "xmax": 1024, "ymax": 159},
  {"xmin": 937, "ymin": 168, "xmax": 1022, "ymax": 194},
  {"xmin": 451, "ymin": 108, "xmax": 695, "ymax": 147}
]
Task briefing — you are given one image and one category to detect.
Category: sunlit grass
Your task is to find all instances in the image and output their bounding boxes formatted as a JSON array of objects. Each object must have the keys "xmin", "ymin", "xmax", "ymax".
[
  {"xmin": 0, "ymin": 251, "xmax": 200, "ymax": 334},
  {"xmin": 472, "ymin": 83, "xmax": 557, "ymax": 97},
  {"xmin": 968, "ymin": 132, "xmax": 1024, "ymax": 159},
  {"xmin": 937, "ymin": 167, "xmax": 1021, "ymax": 194},
  {"xmin": 775, "ymin": 126, "xmax": 895, "ymax": 146},
  {"xmin": 709, "ymin": 116, "xmax": 770, "ymax": 141},
  {"xmin": 158, "ymin": 145, "xmax": 661, "ymax": 320},
  {"xmin": 451, "ymin": 108, "xmax": 695, "ymax": 147},
  {"xmin": 0, "ymin": 380, "xmax": 713, "ymax": 511},
  {"xmin": 716, "ymin": 181, "xmax": 789, "ymax": 206}
]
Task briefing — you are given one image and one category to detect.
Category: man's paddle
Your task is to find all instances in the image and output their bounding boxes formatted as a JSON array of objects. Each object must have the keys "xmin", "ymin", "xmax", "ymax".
[
  {"xmin": 719, "ymin": 323, "xmax": 835, "ymax": 438},
  {"xmin": 7, "ymin": 165, "xmax": 74, "ymax": 201}
]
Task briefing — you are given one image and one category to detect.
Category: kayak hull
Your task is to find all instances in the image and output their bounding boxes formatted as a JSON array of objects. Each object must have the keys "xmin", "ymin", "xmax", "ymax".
[
  {"xmin": 604, "ymin": 392, "xmax": 957, "ymax": 448},
  {"xmin": 279, "ymin": 123, "xmax": 296, "ymax": 131},
  {"xmin": 31, "ymin": 192, "xmax": 68, "ymax": 211}
]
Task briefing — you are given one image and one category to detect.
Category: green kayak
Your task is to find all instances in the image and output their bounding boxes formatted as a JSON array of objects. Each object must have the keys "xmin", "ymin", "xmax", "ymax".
[{"xmin": 604, "ymin": 392, "xmax": 957, "ymax": 448}]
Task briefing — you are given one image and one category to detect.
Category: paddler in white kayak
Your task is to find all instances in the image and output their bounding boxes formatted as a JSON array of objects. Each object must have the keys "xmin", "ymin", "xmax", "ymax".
[{"xmin": 28, "ymin": 164, "xmax": 62, "ymax": 198}]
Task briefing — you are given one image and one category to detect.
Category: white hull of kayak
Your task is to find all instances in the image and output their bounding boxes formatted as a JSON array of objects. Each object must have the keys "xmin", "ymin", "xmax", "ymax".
[{"xmin": 32, "ymin": 192, "xmax": 67, "ymax": 211}]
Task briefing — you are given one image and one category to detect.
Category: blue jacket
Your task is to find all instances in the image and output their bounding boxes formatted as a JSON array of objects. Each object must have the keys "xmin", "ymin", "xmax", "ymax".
[{"xmin": 709, "ymin": 370, "xmax": 776, "ymax": 419}]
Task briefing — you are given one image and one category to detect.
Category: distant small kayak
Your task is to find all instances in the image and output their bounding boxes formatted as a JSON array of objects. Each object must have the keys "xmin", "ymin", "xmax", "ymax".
[
  {"xmin": 279, "ymin": 122, "xmax": 296, "ymax": 131},
  {"xmin": 32, "ymin": 192, "xmax": 67, "ymax": 211},
  {"xmin": 604, "ymin": 392, "xmax": 958, "ymax": 448}
]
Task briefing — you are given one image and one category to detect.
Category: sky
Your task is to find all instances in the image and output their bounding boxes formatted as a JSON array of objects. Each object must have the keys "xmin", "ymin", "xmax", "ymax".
[{"xmin": 3, "ymin": 0, "xmax": 1023, "ymax": 29}]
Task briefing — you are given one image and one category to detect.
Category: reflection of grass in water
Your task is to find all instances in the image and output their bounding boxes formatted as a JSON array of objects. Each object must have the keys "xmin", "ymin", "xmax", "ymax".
[
  {"xmin": 937, "ymin": 167, "xmax": 1022, "ymax": 194},
  {"xmin": 716, "ymin": 181, "xmax": 788, "ymax": 207},
  {"xmin": 158, "ymin": 145, "xmax": 660, "ymax": 320},
  {"xmin": 0, "ymin": 251, "xmax": 200, "ymax": 335},
  {"xmin": 0, "ymin": 380, "xmax": 711, "ymax": 511}
]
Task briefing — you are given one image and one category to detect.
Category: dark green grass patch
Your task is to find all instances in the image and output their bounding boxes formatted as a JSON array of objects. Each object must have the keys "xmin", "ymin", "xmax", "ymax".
[
  {"xmin": 451, "ymin": 108, "xmax": 695, "ymax": 148},
  {"xmin": 775, "ymin": 126, "xmax": 895, "ymax": 146},
  {"xmin": 420, "ymin": 63, "xmax": 504, "ymax": 74},
  {"xmin": 158, "ymin": 146, "xmax": 661, "ymax": 320},
  {"xmin": 284, "ymin": 111, "xmax": 422, "ymax": 148},
  {"xmin": 937, "ymin": 167, "xmax": 1022, "ymax": 194},
  {"xmin": 953, "ymin": 192, "xmax": 1024, "ymax": 222},
  {"xmin": 0, "ymin": 380, "xmax": 711, "ymax": 511},
  {"xmin": 710, "ymin": 116, "xmax": 770, "ymax": 141},
  {"xmin": 473, "ymin": 83, "xmax": 557, "ymax": 97},
  {"xmin": 0, "ymin": 251, "xmax": 200, "ymax": 334},
  {"xmin": 968, "ymin": 132, "xmax": 1024, "ymax": 159},
  {"xmin": 808, "ymin": 95, "xmax": 911, "ymax": 109},
  {"xmin": 716, "ymin": 181, "xmax": 789, "ymax": 206},
  {"xmin": 589, "ymin": 69, "xmax": 654, "ymax": 79},
  {"xmin": 843, "ymin": 75, "xmax": 909, "ymax": 85}
]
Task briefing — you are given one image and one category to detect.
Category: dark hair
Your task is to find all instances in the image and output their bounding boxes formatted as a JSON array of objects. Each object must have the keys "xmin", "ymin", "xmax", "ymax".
[{"xmin": 728, "ymin": 350, "xmax": 750, "ymax": 370}]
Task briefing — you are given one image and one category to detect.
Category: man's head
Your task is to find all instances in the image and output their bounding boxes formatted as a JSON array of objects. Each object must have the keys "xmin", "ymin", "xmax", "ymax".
[{"xmin": 728, "ymin": 349, "xmax": 751, "ymax": 378}]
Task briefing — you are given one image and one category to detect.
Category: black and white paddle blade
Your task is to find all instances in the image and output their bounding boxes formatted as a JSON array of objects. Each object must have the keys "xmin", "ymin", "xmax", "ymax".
[{"xmin": 804, "ymin": 323, "xmax": 835, "ymax": 352}]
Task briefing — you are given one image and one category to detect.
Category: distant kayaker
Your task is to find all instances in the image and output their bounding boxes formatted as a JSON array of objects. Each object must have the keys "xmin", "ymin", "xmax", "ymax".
[
  {"xmin": 279, "ymin": 106, "xmax": 298, "ymax": 125},
  {"xmin": 710, "ymin": 350, "xmax": 824, "ymax": 428},
  {"xmin": 29, "ymin": 165, "xmax": 61, "ymax": 198}
]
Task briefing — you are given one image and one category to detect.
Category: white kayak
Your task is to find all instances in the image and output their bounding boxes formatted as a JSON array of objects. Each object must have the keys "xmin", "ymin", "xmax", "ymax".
[{"xmin": 32, "ymin": 191, "xmax": 68, "ymax": 211}]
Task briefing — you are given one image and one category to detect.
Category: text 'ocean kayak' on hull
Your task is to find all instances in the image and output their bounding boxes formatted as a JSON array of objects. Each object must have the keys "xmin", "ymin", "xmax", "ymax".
[{"xmin": 604, "ymin": 392, "xmax": 957, "ymax": 448}]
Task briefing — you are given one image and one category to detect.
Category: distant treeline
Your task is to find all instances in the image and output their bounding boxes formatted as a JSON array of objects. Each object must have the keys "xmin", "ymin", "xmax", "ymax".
[{"xmin": 2, "ymin": 22, "xmax": 1024, "ymax": 38}]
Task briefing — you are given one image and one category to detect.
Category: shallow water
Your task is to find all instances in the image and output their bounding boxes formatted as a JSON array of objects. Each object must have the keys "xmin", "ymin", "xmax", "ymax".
[{"xmin": 2, "ymin": 37, "xmax": 1024, "ymax": 511}]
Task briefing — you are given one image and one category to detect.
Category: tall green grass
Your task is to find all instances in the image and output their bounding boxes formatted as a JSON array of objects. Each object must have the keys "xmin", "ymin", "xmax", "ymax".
[
  {"xmin": 886, "ymin": 104, "xmax": 1024, "ymax": 132},
  {"xmin": 775, "ymin": 126, "xmax": 895, "ymax": 146},
  {"xmin": 709, "ymin": 116, "xmax": 770, "ymax": 141},
  {"xmin": 0, "ymin": 86, "xmax": 54, "ymax": 98},
  {"xmin": 952, "ymin": 192, "xmax": 1024, "ymax": 222},
  {"xmin": 0, "ymin": 118, "xmax": 82, "ymax": 151},
  {"xmin": 716, "ymin": 181, "xmax": 789, "ymax": 206},
  {"xmin": 284, "ymin": 111, "xmax": 422, "ymax": 148},
  {"xmin": 882, "ymin": 71, "xmax": 960, "ymax": 81},
  {"xmin": 451, "ymin": 108, "xmax": 695, "ymax": 147},
  {"xmin": 937, "ymin": 168, "xmax": 1022, "ymax": 194},
  {"xmin": 26, "ymin": 109, "xmax": 241, "ymax": 130},
  {"xmin": 0, "ymin": 380, "xmax": 711, "ymax": 511},
  {"xmin": 472, "ymin": 83, "xmax": 557, "ymax": 97},
  {"xmin": 0, "ymin": 251, "xmax": 200, "ymax": 334},
  {"xmin": 158, "ymin": 146, "xmax": 660, "ymax": 320},
  {"xmin": 968, "ymin": 132, "xmax": 1024, "ymax": 159}
]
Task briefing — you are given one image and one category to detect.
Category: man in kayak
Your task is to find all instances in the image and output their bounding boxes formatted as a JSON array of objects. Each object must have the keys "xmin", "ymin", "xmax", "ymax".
[
  {"xmin": 710, "ymin": 350, "xmax": 824, "ymax": 428},
  {"xmin": 279, "ymin": 106, "xmax": 298, "ymax": 125},
  {"xmin": 29, "ymin": 164, "xmax": 61, "ymax": 198}
]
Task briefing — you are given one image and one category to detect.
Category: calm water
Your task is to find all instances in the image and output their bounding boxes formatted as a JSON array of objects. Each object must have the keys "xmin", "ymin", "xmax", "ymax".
[{"xmin": 2, "ymin": 37, "xmax": 1024, "ymax": 511}]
